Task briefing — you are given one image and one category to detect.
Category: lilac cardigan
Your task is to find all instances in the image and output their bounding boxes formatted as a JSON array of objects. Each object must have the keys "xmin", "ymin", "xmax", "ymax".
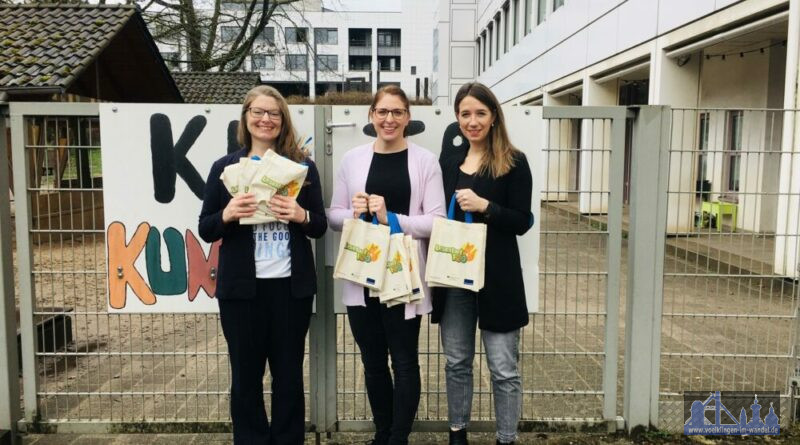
[{"xmin": 327, "ymin": 142, "xmax": 446, "ymax": 319}]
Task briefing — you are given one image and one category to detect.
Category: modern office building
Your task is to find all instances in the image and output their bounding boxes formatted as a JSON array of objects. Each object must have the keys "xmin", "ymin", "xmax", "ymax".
[
  {"xmin": 156, "ymin": 0, "xmax": 436, "ymax": 99},
  {"xmin": 434, "ymin": 0, "xmax": 800, "ymax": 277}
]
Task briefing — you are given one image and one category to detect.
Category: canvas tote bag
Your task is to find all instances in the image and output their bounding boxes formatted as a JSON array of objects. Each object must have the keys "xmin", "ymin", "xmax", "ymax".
[
  {"xmin": 425, "ymin": 194, "xmax": 487, "ymax": 292},
  {"xmin": 333, "ymin": 215, "xmax": 390, "ymax": 290},
  {"xmin": 369, "ymin": 213, "xmax": 414, "ymax": 303}
]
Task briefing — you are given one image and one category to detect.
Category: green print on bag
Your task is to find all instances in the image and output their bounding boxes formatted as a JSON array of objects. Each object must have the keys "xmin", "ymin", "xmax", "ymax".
[
  {"xmin": 386, "ymin": 252, "xmax": 404, "ymax": 274},
  {"xmin": 344, "ymin": 242, "xmax": 381, "ymax": 263},
  {"xmin": 434, "ymin": 242, "xmax": 478, "ymax": 263}
]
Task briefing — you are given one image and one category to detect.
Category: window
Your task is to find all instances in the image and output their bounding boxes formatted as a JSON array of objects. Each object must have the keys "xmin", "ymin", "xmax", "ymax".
[
  {"xmin": 495, "ymin": 14, "xmax": 501, "ymax": 60},
  {"xmin": 525, "ymin": 0, "xmax": 532, "ymax": 34},
  {"xmin": 252, "ymin": 54, "xmax": 275, "ymax": 71},
  {"xmin": 253, "ymin": 26, "xmax": 274, "ymax": 45},
  {"xmin": 286, "ymin": 54, "xmax": 307, "ymax": 70},
  {"xmin": 316, "ymin": 54, "xmax": 338, "ymax": 71},
  {"xmin": 513, "ymin": 0, "xmax": 519, "ymax": 45},
  {"xmin": 537, "ymin": 0, "xmax": 546, "ymax": 24},
  {"xmin": 378, "ymin": 56, "xmax": 400, "ymax": 71},
  {"xmin": 314, "ymin": 28, "xmax": 338, "ymax": 45},
  {"xmin": 476, "ymin": 39, "xmax": 481, "ymax": 74},
  {"xmin": 725, "ymin": 111, "xmax": 743, "ymax": 193},
  {"xmin": 553, "ymin": 0, "xmax": 565, "ymax": 12},
  {"xmin": 161, "ymin": 52, "xmax": 180, "ymax": 69},
  {"xmin": 286, "ymin": 27, "xmax": 308, "ymax": 44},
  {"xmin": 696, "ymin": 113, "xmax": 710, "ymax": 194},
  {"xmin": 480, "ymin": 32, "xmax": 487, "ymax": 71},
  {"xmin": 411, "ymin": 66, "xmax": 416, "ymax": 75},
  {"xmin": 220, "ymin": 25, "xmax": 240, "ymax": 44},
  {"xmin": 349, "ymin": 57, "xmax": 371, "ymax": 71},
  {"xmin": 503, "ymin": 3, "xmax": 510, "ymax": 53},
  {"xmin": 487, "ymin": 25, "xmax": 493, "ymax": 66},
  {"xmin": 378, "ymin": 30, "xmax": 400, "ymax": 47}
]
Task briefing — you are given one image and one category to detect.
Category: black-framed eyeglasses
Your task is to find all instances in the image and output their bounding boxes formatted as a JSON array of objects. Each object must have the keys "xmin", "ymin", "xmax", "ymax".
[
  {"xmin": 248, "ymin": 107, "xmax": 282, "ymax": 120},
  {"xmin": 372, "ymin": 108, "xmax": 408, "ymax": 119}
]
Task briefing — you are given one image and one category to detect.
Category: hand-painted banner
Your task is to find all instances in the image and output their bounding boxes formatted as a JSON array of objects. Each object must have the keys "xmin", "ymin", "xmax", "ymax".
[{"xmin": 100, "ymin": 104, "xmax": 315, "ymax": 313}]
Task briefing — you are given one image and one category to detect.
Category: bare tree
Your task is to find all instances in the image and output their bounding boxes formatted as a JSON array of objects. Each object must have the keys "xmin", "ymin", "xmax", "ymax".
[{"xmin": 139, "ymin": 0, "xmax": 305, "ymax": 72}]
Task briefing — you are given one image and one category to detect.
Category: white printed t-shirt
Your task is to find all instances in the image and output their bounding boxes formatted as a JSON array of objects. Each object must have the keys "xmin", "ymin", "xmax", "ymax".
[{"xmin": 253, "ymin": 221, "xmax": 291, "ymax": 278}]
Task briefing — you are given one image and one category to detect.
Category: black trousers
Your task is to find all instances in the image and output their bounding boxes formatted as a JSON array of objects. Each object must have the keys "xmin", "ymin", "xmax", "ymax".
[
  {"xmin": 218, "ymin": 278, "xmax": 313, "ymax": 445},
  {"xmin": 347, "ymin": 294, "xmax": 422, "ymax": 445}
]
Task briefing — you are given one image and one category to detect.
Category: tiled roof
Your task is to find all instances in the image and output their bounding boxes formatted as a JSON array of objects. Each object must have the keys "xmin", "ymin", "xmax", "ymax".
[
  {"xmin": 172, "ymin": 72, "xmax": 261, "ymax": 104},
  {"xmin": 0, "ymin": 4, "xmax": 137, "ymax": 92}
]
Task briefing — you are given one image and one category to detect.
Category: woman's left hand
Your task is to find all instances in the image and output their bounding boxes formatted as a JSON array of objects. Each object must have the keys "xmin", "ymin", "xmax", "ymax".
[
  {"xmin": 455, "ymin": 188, "xmax": 489, "ymax": 213},
  {"xmin": 269, "ymin": 195, "xmax": 306, "ymax": 223}
]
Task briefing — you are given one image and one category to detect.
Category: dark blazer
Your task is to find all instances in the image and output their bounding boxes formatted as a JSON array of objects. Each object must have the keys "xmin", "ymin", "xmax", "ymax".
[
  {"xmin": 198, "ymin": 148, "xmax": 327, "ymax": 300},
  {"xmin": 432, "ymin": 148, "xmax": 534, "ymax": 332}
]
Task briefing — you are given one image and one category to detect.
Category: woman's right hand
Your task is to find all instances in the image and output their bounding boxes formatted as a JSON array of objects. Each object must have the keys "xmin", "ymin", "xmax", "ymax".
[
  {"xmin": 351, "ymin": 192, "xmax": 369, "ymax": 218},
  {"xmin": 222, "ymin": 193, "xmax": 257, "ymax": 223}
]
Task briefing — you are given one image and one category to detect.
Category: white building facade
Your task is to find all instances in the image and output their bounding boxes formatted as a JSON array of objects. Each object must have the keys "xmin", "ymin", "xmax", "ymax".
[
  {"xmin": 159, "ymin": 0, "xmax": 437, "ymax": 99},
  {"xmin": 434, "ymin": 0, "xmax": 800, "ymax": 277}
]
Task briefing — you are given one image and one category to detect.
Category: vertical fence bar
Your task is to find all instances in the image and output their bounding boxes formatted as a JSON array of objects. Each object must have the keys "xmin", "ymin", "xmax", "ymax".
[
  {"xmin": 0, "ymin": 107, "xmax": 21, "ymax": 443},
  {"xmin": 9, "ymin": 106, "xmax": 38, "ymax": 423},
  {"xmin": 623, "ymin": 106, "xmax": 671, "ymax": 431},
  {"xmin": 604, "ymin": 108, "xmax": 625, "ymax": 430},
  {"xmin": 310, "ymin": 105, "xmax": 338, "ymax": 433}
]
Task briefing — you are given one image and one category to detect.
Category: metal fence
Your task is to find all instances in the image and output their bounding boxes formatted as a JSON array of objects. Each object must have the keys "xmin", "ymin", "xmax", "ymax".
[
  {"xmin": 656, "ymin": 108, "xmax": 800, "ymax": 430},
  {"xmin": 3, "ymin": 103, "xmax": 800, "ymax": 436}
]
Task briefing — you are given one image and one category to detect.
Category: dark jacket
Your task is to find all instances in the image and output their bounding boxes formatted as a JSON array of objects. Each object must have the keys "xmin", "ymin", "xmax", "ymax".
[
  {"xmin": 432, "ymin": 148, "xmax": 534, "ymax": 332},
  {"xmin": 198, "ymin": 148, "xmax": 327, "ymax": 300}
]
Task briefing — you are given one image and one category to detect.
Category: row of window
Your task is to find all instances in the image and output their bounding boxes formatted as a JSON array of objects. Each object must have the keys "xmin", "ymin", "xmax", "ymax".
[
  {"xmin": 477, "ymin": 0, "xmax": 565, "ymax": 73},
  {"xmin": 216, "ymin": 26, "xmax": 401, "ymax": 47},
  {"xmin": 219, "ymin": 26, "xmax": 339, "ymax": 45}
]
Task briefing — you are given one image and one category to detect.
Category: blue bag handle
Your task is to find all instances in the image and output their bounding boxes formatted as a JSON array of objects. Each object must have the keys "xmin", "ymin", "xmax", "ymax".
[
  {"xmin": 447, "ymin": 193, "xmax": 473, "ymax": 223},
  {"xmin": 358, "ymin": 213, "xmax": 380, "ymax": 225},
  {"xmin": 387, "ymin": 212, "xmax": 403, "ymax": 234}
]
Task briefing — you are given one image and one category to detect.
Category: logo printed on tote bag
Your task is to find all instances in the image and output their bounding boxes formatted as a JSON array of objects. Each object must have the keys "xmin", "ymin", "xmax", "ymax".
[
  {"xmin": 344, "ymin": 243, "xmax": 381, "ymax": 263},
  {"xmin": 434, "ymin": 242, "xmax": 478, "ymax": 263},
  {"xmin": 276, "ymin": 180, "xmax": 300, "ymax": 197},
  {"xmin": 386, "ymin": 251, "xmax": 404, "ymax": 274}
]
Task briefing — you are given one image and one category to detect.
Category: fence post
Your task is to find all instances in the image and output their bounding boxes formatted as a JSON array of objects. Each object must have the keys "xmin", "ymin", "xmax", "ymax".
[
  {"xmin": 623, "ymin": 106, "xmax": 671, "ymax": 432},
  {"xmin": 309, "ymin": 105, "xmax": 337, "ymax": 434},
  {"xmin": 9, "ymin": 106, "xmax": 38, "ymax": 424},
  {"xmin": 0, "ymin": 107, "xmax": 21, "ymax": 443}
]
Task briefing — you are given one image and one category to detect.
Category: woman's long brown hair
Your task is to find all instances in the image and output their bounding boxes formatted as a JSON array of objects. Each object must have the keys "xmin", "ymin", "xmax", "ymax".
[
  {"xmin": 454, "ymin": 82, "xmax": 518, "ymax": 178},
  {"xmin": 237, "ymin": 85, "xmax": 305, "ymax": 162}
]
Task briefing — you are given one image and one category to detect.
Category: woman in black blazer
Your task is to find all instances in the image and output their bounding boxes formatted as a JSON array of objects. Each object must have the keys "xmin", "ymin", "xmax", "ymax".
[
  {"xmin": 432, "ymin": 83, "xmax": 533, "ymax": 445},
  {"xmin": 198, "ymin": 85, "xmax": 327, "ymax": 445}
]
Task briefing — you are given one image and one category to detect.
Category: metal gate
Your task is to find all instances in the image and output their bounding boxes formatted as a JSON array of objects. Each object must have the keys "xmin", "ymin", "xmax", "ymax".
[{"xmin": 10, "ymin": 102, "xmax": 765, "ymax": 435}]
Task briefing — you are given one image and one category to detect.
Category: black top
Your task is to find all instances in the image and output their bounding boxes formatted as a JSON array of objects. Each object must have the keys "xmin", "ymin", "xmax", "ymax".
[
  {"xmin": 433, "ymin": 148, "xmax": 534, "ymax": 333},
  {"xmin": 365, "ymin": 149, "xmax": 411, "ymax": 216},
  {"xmin": 198, "ymin": 148, "xmax": 328, "ymax": 300},
  {"xmin": 452, "ymin": 169, "xmax": 476, "ymax": 222}
]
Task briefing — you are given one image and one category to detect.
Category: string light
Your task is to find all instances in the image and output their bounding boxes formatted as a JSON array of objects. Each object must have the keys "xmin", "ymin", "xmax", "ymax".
[{"xmin": 704, "ymin": 40, "xmax": 787, "ymax": 61}]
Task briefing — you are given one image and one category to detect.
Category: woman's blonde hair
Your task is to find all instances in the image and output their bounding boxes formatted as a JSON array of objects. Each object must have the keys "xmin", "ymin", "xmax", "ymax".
[
  {"xmin": 237, "ymin": 85, "xmax": 305, "ymax": 162},
  {"xmin": 454, "ymin": 82, "xmax": 518, "ymax": 178}
]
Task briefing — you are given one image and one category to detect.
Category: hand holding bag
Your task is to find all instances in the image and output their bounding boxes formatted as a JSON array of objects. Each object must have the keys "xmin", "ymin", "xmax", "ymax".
[
  {"xmin": 333, "ymin": 214, "xmax": 390, "ymax": 290},
  {"xmin": 425, "ymin": 194, "xmax": 487, "ymax": 292}
]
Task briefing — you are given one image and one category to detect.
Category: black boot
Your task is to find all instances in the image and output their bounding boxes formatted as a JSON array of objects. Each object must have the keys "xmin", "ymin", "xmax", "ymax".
[{"xmin": 449, "ymin": 428, "xmax": 468, "ymax": 445}]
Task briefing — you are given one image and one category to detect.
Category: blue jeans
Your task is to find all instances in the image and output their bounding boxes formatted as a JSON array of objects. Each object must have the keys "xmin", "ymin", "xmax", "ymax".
[{"xmin": 439, "ymin": 288, "xmax": 522, "ymax": 444}]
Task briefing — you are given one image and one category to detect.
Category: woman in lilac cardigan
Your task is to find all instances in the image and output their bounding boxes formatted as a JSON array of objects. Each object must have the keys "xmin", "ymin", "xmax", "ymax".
[{"xmin": 327, "ymin": 85, "xmax": 446, "ymax": 445}]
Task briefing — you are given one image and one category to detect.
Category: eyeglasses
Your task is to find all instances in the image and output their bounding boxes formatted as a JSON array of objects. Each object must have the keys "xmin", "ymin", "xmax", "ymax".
[
  {"xmin": 248, "ymin": 107, "xmax": 282, "ymax": 120},
  {"xmin": 372, "ymin": 108, "xmax": 408, "ymax": 120}
]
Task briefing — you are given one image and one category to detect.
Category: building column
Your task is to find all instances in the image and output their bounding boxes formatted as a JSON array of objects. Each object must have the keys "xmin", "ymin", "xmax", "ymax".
[
  {"xmin": 649, "ymin": 39, "xmax": 701, "ymax": 233},
  {"xmin": 578, "ymin": 75, "xmax": 618, "ymax": 214},
  {"xmin": 775, "ymin": 0, "xmax": 800, "ymax": 278}
]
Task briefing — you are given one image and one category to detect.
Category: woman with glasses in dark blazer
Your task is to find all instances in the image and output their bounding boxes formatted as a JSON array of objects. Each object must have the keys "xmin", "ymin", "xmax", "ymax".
[{"xmin": 199, "ymin": 85, "xmax": 327, "ymax": 445}]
